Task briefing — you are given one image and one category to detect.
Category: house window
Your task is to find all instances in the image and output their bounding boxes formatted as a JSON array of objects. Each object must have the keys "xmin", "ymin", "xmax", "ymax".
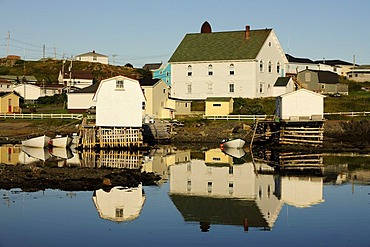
[
  {"xmin": 229, "ymin": 83, "xmax": 235, "ymax": 93},
  {"xmin": 116, "ymin": 208, "xmax": 124, "ymax": 218},
  {"xmin": 212, "ymin": 157, "xmax": 221, "ymax": 161},
  {"xmin": 268, "ymin": 61, "xmax": 272, "ymax": 73},
  {"xmin": 187, "ymin": 83, "xmax": 192, "ymax": 94},
  {"xmin": 93, "ymin": 56, "xmax": 97, "ymax": 61},
  {"xmin": 208, "ymin": 64, "xmax": 213, "ymax": 76},
  {"xmin": 187, "ymin": 65, "xmax": 192, "ymax": 76},
  {"xmin": 229, "ymin": 64, "xmax": 235, "ymax": 75},
  {"xmin": 207, "ymin": 182, "xmax": 212, "ymax": 193},
  {"xmin": 142, "ymin": 102, "xmax": 146, "ymax": 110},
  {"xmin": 259, "ymin": 82, "xmax": 264, "ymax": 93},
  {"xmin": 213, "ymin": 103, "xmax": 221, "ymax": 107},
  {"xmin": 166, "ymin": 71, "xmax": 169, "ymax": 76},
  {"xmin": 277, "ymin": 62, "xmax": 281, "ymax": 74},
  {"xmin": 321, "ymin": 84, "xmax": 325, "ymax": 89},
  {"xmin": 187, "ymin": 180, "xmax": 191, "ymax": 192},
  {"xmin": 259, "ymin": 60, "xmax": 264, "ymax": 72},
  {"xmin": 116, "ymin": 80, "xmax": 124, "ymax": 89},
  {"xmin": 163, "ymin": 89, "xmax": 166, "ymax": 94},
  {"xmin": 229, "ymin": 182, "xmax": 234, "ymax": 195}
]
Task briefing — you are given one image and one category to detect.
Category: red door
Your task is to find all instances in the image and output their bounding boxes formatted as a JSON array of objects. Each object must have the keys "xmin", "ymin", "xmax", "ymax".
[{"xmin": 8, "ymin": 99, "xmax": 12, "ymax": 113}]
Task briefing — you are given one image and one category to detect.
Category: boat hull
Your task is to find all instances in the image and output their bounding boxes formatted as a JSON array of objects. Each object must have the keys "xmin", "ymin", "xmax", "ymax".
[
  {"xmin": 22, "ymin": 135, "xmax": 51, "ymax": 148},
  {"xmin": 221, "ymin": 138, "xmax": 246, "ymax": 149},
  {"xmin": 51, "ymin": 136, "xmax": 72, "ymax": 148}
]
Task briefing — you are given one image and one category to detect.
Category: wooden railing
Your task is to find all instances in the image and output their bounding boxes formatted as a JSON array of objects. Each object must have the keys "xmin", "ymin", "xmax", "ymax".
[{"xmin": 0, "ymin": 113, "xmax": 96, "ymax": 120}]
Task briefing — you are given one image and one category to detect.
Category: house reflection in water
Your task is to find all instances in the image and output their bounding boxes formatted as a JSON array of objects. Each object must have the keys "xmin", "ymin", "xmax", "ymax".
[
  {"xmin": 0, "ymin": 145, "xmax": 22, "ymax": 165},
  {"xmin": 169, "ymin": 148, "xmax": 325, "ymax": 232},
  {"xmin": 92, "ymin": 184, "xmax": 145, "ymax": 222},
  {"xmin": 169, "ymin": 148, "xmax": 283, "ymax": 231},
  {"xmin": 141, "ymin": 146, "xmax": 191, "ymax": 182}
]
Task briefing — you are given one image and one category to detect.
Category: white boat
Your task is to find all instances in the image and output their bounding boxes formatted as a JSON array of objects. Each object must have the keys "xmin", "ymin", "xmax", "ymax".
[
  {"xmin": 51, "ymin": 135, "xmax": 72, "ymax": 148},
  {"xmin": 21, "ymin": 135, "xmax": 51, "ymax": 148},
  {"xmin": 220, "ymin": 138, "xmax": 246, "ymax": 149}
]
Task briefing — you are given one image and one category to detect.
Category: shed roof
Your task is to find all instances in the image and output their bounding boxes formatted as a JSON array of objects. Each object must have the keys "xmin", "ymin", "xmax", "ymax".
[
  {"xmin": 139, "ymin": 78, "xmax": 161, "ymax": 87},
  {"xmin": 278, "ymin": 88, "xmax": 325, "ymax": 98},
  {"xmin": 68, "ymin": 82, "xmax": 100, "ymax": 94},
  {"xmin": 142, "ymin": 63, "xmax": 162, "ymax": 70},
  {"xmin": 274, "ymin": 77, "xmax": 291, "ymax": 87},
  {"xmin": 169, "ymin": 29, "xmax": 272, "ymax": 62},
  {"xmin": 205, "ymin": 97, "xmax": 233, "ymax": 102}
]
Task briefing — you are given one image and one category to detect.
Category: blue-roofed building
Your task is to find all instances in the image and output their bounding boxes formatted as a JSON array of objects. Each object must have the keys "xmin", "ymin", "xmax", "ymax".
[{"xmin": 153, "ymin": 64, "xmax": 171, "ymax": 86}]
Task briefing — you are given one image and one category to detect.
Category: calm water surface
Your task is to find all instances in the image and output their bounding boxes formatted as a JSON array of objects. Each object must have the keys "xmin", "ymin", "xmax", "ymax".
[{"xmin": 0, "ymin": 146, "xmax": 369, "ymax": 247}]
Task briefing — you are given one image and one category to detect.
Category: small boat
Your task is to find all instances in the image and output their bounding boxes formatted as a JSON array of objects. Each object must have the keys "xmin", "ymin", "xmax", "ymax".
[
  {"xmin": 220, "ymin": 138, "xmax": 246, "ymax": 149},
  {"xmin": 221, "ymin": 138, "xmax": 246, "ymax": 149},
  {"xmin": 51, "ymin": 135, "xmax": 72, "ymax": 148},
  {"xmin": 21, "ymin": 135, "xmax": 51, "ymax": 148},
  {"xmin": 49, "ymin": 147, "xmax": 73, "ymax": 159}
]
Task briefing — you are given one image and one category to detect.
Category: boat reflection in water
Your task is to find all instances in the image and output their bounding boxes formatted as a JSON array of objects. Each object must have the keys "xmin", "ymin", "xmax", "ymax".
[
  {"xmin": 92, "ymin": 184, "xmax": 146, "ymax": 222},
  {"xmin": 169, "ymin": 147, "xmax": 324, "ymax": 232}
]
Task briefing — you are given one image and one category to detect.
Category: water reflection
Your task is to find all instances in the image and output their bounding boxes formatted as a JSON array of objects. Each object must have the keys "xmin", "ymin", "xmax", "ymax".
[
  {"xmin": 1, "ymin": 144, "xmax": 369, "ymax": 230},
  {"xmin": 92, "ymin": 184, "xmax": 145, "ymax": 222}
]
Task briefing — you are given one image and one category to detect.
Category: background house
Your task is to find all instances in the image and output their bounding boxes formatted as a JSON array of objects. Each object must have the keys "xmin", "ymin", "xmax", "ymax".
[
  {"xmin": 142, "ymin": 63, "xmax": 162, "ymax": 71},
  {"xmin": 67, "ymin": 83, "xmax": 99, "ymax": 113},
  {"xmin": 168, "ymin": 22, "xmax": 288, "ymax": 100},
  {"xmin": 205, "ymin": 97, "xmax": 233, "ymax": 116},
  {"xmin": 13, "ymin": 83, "xmax": 64, "ymax": 103},
  {"xmin": 153, "ymin": 64, "xmax": 171, "ymax": 86},
  {"xmin": 140, "ymin": 78, "xmax": 175, "ymax": 119},
  {"xmin": 58, "ymin": 70, "xmax": 94, "ymax": 90},
  {"xmin": 0, "ymin": 78, "xmax": 13, "ymax": 92},
  {"xmin": 275, "ymin": 89, "xmax": 325, "ymax": 121},
  {"xmin": 93, "ymin": 75, "xmax": 145, "ymax": 127},
  {"xmin": 75, "ymin": 50, "xmax": 109, "ymax": 64},
  {"xmin": 346, "ymin": 65, "xmax": 370, "ymax": 82},
  {"xmin": 0, "ymin": 92, "xmax": 21, "ymax": 113},
  {"xmin": 297, "ymin": 69, "xmax": 348, "ymax": 95}
]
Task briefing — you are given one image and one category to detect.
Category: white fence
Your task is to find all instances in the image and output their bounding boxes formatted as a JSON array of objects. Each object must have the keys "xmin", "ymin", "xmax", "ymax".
[
  {"xmin": 203, "ymin": 115, "xmax": 274, "ymax": 120},
  {"xmin": 204, "ymin": 112, "xmax": 370, "ymax": 121},
  {"xmin": 323, "ymin": 112, "xmax": 370, "ymax": 117},
  {"xmin": 0, "ymin": 113, "xmax": 96, "ymax": 120}
]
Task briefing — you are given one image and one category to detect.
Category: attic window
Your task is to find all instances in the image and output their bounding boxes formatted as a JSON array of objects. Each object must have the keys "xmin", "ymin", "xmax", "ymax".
[
  {"xmin": 277, "ymin": 62, "xmax": 281, "ymax": 74},
  {"xmin": 187, "ymin": 65, "xmax": 192, "ymax": 76},
  {"xmin": 208, "ymin": 64, "xmax": 213, "ymax": 76},
  {"xmin": 116, "ymin": 80, "xmax": 124, "ymax": 89},
  {"xmin": 229, "ymin": 64, "xmax": 235, "ymax": 75}
]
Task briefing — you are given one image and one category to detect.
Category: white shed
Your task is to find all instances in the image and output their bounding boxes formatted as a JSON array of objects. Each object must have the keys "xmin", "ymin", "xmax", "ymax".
[
  {"xmin": 93, "ymin": 75, "xmax": 145, "ymax": 127},
  {"xmin": 275, "ymin": 89, "xmax": 325, "ymax": 121}
]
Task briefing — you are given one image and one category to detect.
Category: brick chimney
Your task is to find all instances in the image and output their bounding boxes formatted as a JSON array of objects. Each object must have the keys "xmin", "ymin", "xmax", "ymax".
[{"xmin": 245, "ymin": 25, "xmax": 250, "ymax": 39}]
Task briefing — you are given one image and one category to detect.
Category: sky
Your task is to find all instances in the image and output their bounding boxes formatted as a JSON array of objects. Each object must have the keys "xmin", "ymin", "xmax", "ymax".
[{"xmin": 1, "ymin": 0, "xmax": 369, "ymax": 67}]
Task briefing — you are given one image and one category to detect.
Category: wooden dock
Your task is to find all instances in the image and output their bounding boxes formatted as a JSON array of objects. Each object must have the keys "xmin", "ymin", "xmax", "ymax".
[
  {"xmin": 251, "ymin": 119, "xmax": 325, "ymax": 147},
  {"xmin": 78, "ymin": 118, "xmax": 146, "ymax": 150}
]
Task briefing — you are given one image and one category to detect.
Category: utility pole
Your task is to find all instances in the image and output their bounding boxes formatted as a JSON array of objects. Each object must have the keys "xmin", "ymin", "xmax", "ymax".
[
  {"xmin": 7, "ymin": 31, "xmax": 10, "ymax": 57},
  {"xmin": 43, "ymin": 44, "xmax": 45, "ymax": 61}
]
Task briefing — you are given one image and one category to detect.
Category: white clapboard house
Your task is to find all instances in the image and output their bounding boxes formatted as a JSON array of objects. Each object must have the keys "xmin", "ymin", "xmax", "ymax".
[{"xmin": 168, "ymin": 21, "xmax": 289, "ymax": 100}]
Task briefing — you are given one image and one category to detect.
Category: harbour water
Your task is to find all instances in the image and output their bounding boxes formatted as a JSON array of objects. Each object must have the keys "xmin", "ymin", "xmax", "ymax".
[{"xmin": 0, "ymin": 145, "xmax": 369, "ymax": 246}]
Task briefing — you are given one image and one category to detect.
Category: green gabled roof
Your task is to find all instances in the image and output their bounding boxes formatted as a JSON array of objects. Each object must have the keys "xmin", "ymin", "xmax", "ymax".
[{"xmin": 169, "ymin": 29, "xmax": 272, "ymax": 63}]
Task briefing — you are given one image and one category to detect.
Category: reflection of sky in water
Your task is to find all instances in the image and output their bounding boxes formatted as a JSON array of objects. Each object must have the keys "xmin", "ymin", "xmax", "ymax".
[{"xmin": 0, "ymin": 183, "xmax": 369, "ymax": 246}]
